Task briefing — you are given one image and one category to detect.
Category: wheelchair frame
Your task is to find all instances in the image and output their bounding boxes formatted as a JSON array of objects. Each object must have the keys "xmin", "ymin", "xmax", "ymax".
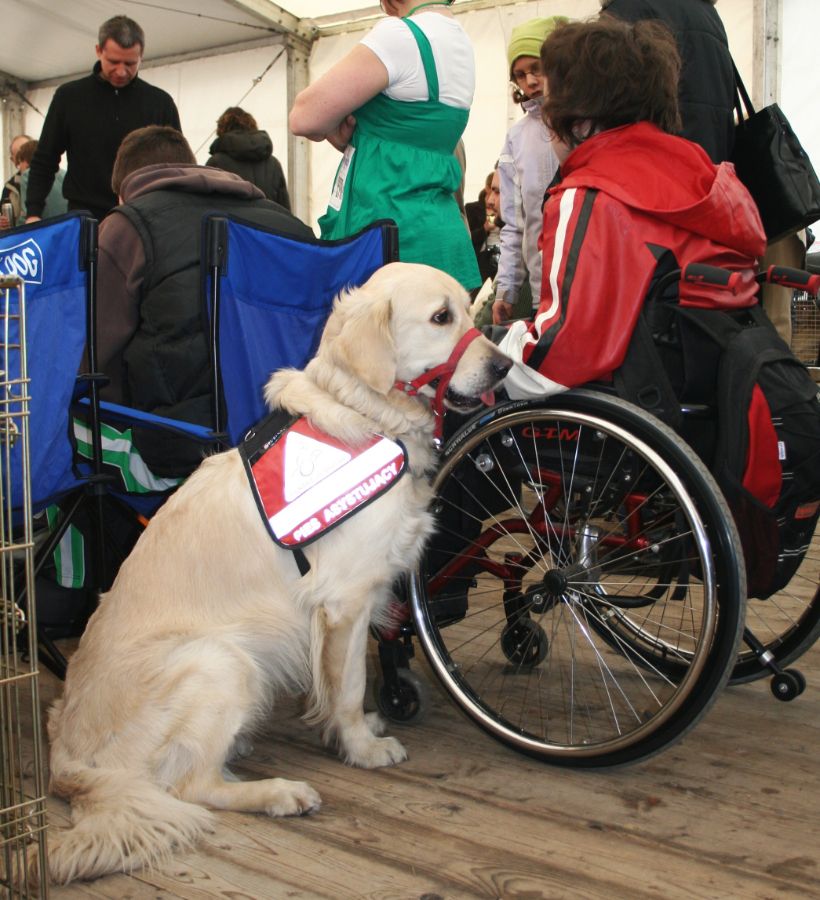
[{"xmin": 373, "ymin": 265, "xmax": 820, "ymax": 767}]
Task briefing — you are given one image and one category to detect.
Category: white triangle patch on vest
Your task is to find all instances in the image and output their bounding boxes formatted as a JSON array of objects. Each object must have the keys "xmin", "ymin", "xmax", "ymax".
[{"xmin": 283, "ymin": 430, "xmax": 351, "ymax": 501}]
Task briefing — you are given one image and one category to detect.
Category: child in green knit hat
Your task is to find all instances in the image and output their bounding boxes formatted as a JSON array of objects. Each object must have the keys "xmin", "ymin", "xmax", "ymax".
[
  {"xmin": 492, "ymin": 16, "xmax": 569, "ymax": 326},
  {"xmin": 507, "ymin": 17, "xmax": 570, "ymax": 88}
]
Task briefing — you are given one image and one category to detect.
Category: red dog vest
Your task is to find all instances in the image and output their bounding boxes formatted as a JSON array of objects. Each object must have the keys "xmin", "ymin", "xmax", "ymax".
[{"xmin": 240, "ymin": 411, "xmax": 407, "ymax": 548}]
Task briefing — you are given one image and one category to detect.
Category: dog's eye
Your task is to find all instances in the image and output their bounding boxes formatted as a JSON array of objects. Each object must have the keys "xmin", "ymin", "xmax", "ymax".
[{"xmin": 432, "ymin": 308, "xmax": 451, "ymax": 325}]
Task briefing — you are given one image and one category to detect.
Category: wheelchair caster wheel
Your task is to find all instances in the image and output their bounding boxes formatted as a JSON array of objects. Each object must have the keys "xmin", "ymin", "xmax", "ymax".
[
  {"xmin": 374, "ymin": 668, "xmax": 428, "ymax": 724},
  {"xmin": 770, "ymin": 669, "xmax": 806, "ymax": 702},
  {"xmin": 500, "ymin": 619, "xmax": 548, "ymax": 668}
]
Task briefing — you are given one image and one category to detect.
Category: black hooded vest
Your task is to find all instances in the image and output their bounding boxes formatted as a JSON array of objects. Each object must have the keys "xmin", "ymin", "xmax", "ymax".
[{"xmin": 116, "ymin": 188, "xmax": 312, "ymax": 476}]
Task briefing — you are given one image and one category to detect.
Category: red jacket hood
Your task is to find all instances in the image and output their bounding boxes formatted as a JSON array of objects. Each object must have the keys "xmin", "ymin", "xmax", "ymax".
[
  {"xmin": 120, "ymin": 163, "xmax": 265, "ymax": 204},
  {"xmin": 555, "ymin": 122, "xmax": 766, "ymax": 259}
]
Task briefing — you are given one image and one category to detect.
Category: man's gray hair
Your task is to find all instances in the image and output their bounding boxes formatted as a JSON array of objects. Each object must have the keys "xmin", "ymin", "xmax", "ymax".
[{"xmin": 98, "ymin": 15, "xmax": 146, "ymax": 52}]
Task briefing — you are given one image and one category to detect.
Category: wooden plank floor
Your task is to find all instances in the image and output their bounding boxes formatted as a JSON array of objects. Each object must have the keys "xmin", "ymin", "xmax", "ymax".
[{"xmin": 22, "ymin": 632, "xmax": 818, "ymax": 900}]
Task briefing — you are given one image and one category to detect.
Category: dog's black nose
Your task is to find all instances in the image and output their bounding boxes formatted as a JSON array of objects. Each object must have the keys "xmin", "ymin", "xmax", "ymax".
[{"xmin": 492, "ymin": 356, "xmax": 513, "ymax": 380}]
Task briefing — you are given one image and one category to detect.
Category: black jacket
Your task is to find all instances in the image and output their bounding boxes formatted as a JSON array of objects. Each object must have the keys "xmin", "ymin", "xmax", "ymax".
[
  {"xmin": 206, "ymin": 130, "xmax": 291, "ymax": 210},
  {"xmin": 98, "ymin": 164, "xmax": 312, "ymax": 475},
  {"xmin": 465, "ymin": 199, "xmax": 504, "ymax": 283},
  {"xmin": 465, "ymin": 199, "xmax": 487, "ymax": 253},
  {"xmin": 602, "ymin": 0, "xmax": 735, "ymax": 163},
  {"xmin": 26, "ymin": 62, "xmax": 180, "ymax": 219}
]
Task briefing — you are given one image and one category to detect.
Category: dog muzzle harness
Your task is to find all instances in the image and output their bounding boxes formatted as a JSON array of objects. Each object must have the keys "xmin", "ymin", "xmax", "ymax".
[{"xmin": 392, "ymin": 326, "xmax": 485, "ymax": 446}]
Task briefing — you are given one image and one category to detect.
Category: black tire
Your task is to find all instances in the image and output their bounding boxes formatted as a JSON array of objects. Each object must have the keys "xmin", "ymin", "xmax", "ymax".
[
  {"xmin": 373, "ymin": 668, "xmax": 429, "ymax": 724},
  {"xmin": 769, "ymin": 668, "xmax": 807, "ymax": 702},
  {"xmin": 410, "ymin": 390, "xmax": 745, "ymax": 767},
  {"xmin": 500, "ymin": 618, "xmax": 548, "ymax": 668}
]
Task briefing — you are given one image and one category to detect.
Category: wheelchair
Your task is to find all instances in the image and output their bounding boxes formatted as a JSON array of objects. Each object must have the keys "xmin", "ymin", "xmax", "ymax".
[
  {"xmin": 374, "ymin": 265, "xmax": 820, "ymax": 768},
  {"xmin": 21, "ymin": 211, "xmax": 814, "ymax": 769}
]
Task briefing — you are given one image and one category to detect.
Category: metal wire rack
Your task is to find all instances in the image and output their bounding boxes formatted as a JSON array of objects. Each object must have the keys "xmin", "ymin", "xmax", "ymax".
[
  {"xmin": 791, "ymin": 288, "xmax": 819, "ymax": 380},
  {"xmin": 0, "ymin": 275, "xmax": 49, "ymax": 898}
]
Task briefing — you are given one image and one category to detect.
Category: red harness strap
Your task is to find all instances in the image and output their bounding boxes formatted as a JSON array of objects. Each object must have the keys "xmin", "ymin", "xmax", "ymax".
[{"xmin": 393, "ymin": 327, "xmax": 483, "ymax": 443}]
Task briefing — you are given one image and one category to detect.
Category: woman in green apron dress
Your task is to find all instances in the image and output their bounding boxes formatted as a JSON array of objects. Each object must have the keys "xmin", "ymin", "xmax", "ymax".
[{"xmin": 290, "ymin": 0, "xmax": 480, "ymax": 292}]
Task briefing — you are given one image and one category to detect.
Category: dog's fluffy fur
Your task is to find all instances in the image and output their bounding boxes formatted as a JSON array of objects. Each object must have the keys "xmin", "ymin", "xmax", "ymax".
[{"xmin": 44, "ymin": 262, "xmax": 511, "ymax": 884}]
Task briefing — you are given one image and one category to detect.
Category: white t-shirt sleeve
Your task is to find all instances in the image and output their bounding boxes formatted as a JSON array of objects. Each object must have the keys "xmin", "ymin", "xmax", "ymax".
[
  {"xmin": 360, "ymin": 15, "xmax": 474, "ymax": 108},
  {"xmin": 361, "ymin": 17, "xmax": 421, "ymax": 90}
]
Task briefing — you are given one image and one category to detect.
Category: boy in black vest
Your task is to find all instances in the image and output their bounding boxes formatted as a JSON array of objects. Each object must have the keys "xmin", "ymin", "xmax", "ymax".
[{"xmin": 97, "ymin": 125, "xmax": 314, "ymax": 476}]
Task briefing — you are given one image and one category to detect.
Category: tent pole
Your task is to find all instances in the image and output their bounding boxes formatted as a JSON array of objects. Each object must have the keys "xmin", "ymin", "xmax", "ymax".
[
  {"xmin": 753, "ymin": 0, "xmax": 782, "ymax": 108},
  {"xmin": 0, "ymin": 73, "xmax": 28, "ymax": 182},
  {"xmin": 287, "ymin": 36, "xmax": 312, "ymax": 224}
]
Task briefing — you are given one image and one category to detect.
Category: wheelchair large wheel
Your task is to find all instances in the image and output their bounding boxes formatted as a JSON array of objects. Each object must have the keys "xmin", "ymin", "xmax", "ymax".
[
  {"xmin": 410, "ymin": 390, "xmax": 745, "ymax": 767},
  {"xmin": 731, "ymin": 520, "xmax": 820, "ymax": 684}
]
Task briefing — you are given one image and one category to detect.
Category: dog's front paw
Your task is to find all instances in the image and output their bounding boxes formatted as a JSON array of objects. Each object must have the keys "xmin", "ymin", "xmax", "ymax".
[
  {"xmin": 265, "ymin": 779, "xmax": 322, "ymax": 817},
  {"xmin": 364, "ymin": 711, "xmax": 387, "ymax": 736},
  {"xmin": 345, "ymin": 735, "xmax": 407, "ymax": 769}
]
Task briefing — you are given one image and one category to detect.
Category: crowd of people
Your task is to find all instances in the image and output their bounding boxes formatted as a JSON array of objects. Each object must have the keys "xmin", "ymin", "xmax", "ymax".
[{"xmin": 1, "ymin": 1, "xmax": 801, "ymax": 456}]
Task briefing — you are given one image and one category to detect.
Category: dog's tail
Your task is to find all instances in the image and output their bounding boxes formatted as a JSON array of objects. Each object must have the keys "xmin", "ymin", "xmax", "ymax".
[{"xmin": 47, "ymin": 763, "xmax": 214, "ymax": 884}]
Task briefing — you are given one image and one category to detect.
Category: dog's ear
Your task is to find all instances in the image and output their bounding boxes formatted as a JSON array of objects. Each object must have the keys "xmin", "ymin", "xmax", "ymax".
[{"xmin": 330, "ymin": 291, "xmax": 396, "ymax": 394}]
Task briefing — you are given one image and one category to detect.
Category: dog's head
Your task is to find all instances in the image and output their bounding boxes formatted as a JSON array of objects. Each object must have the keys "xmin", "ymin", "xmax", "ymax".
[{"xmin": 326, "ymin": 263, "xmax": 511, "ymax": 413}]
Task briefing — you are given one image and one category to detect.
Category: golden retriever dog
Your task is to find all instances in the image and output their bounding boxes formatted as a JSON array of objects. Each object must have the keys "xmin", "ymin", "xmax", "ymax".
[{"xmin": 44, "ymin": 262, "xmax": 511, "ymax": 884}]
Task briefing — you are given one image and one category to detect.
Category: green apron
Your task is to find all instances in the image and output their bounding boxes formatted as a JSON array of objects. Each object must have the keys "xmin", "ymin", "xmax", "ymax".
[{"xmin": 319, "ymin": 17, "xmax": 480, "ymax": 291}]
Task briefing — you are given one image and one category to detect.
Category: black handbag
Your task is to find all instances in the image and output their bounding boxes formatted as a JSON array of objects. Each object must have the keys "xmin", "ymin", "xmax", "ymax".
[{"xmin": 731, "ymin": 62, "xmax": 820, "ymax": 243}]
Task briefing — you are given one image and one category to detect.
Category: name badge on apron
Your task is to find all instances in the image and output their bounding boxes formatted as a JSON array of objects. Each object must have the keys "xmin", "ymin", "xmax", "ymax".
[{"xmin": 328, "ymin": 145, "xmax": 355, "ymax": 211}]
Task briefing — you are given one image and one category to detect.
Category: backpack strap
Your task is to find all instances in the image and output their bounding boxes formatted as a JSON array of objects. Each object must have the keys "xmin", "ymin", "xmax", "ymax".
[{"xmin": 614, "ymin": 310, "xmax": 682, "ymax": 431}]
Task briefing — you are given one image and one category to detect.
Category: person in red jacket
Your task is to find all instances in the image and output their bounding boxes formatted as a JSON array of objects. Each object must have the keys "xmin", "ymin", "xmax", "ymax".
[{"xmin": 499, "ymin": 16, "xmax": 766, "ymax": 400}]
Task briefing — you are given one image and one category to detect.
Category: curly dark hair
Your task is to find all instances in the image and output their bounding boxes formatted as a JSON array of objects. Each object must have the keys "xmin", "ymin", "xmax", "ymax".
[
  {"xmin": 540, "ymin": 17, "xmax": 682, "ymax": 150},
  {"xmin": 216, "ymin": 107, "xmax": 258, "ymax": 137}
]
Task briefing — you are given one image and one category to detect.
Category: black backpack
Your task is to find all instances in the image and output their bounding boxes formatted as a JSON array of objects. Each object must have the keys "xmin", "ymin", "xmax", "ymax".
[{"xmin": 616, "ymin": 292, "xmax": 820, "ymax": 599}]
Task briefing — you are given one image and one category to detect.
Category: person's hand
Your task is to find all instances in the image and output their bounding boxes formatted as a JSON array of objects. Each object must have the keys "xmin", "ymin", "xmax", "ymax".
[
  {"xmin": 492, "ymin": 298, "xmax": 513, "ymax": 325},
  {"xmin": 25, "ymin": 215, "xmax": 41, "ymax": 224},
  {"xmin": 0, "ymin": 214, "xmax": 10, "ymax": 230},
  {"xmin": 326, "ymin": 115, "xmax": 357, "ymax": 152}
]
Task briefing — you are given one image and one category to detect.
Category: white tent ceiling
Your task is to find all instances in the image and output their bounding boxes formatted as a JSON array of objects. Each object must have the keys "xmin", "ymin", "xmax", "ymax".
[{"xmin": 0, "ymin": 0, "xmax": 376, "ymax": 85}]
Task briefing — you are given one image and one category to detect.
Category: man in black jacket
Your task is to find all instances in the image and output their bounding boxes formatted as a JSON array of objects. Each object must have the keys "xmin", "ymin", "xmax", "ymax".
[
  {"xmin": 25, "ymin": 15, "xmax": 180, "ymax": 222},
  {"xmin": 97, "ymin": 125, "xmax": 314, "ymax": 476},
  {"xmin": 601, "ymin": 0, "xmax": 734, "ymax": 163}
]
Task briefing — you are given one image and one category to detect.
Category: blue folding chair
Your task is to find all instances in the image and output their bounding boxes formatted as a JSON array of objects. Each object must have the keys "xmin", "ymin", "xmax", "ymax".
[
  {"xmin": 204, "ymin": 215, "xmax": 399, "ymax": 445},
  {"xmin": 84, "ymin": 216, "xmax": 398, "ymax": 506},
  {"xmin": 89, "ymin": 216, "xmax": 398, "ymax": 485},
  {"xmin": 0, "ymin": 213, "xmax": 106, "ymax": 676}
]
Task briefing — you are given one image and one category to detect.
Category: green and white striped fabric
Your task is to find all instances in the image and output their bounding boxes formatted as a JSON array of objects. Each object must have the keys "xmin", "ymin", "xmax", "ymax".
[
  {"xmin": 46, "ymin": 505, "xmax": 85, "ymax": 589},
  {"xmin": 46, "ymin": 418, "xmax": 182, "ymax": 587},
  {"xmin": 73, "ymin": 417, "xmax": 182, "ymax": 494}
]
